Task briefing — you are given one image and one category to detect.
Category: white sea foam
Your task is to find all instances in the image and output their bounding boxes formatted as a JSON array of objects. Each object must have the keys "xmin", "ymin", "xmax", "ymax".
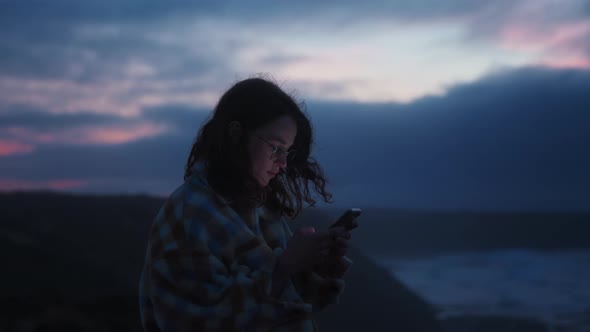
[{"xmin": 375, "ymin": 249, "xmax": 590, "ymax": 331}]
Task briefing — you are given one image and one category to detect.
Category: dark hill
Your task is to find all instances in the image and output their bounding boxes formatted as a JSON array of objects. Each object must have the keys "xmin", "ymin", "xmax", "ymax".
[
  {"xmin": 309, "ymin": 207, "xmax": 590, "ymax": 257},
  {"xmin": 0, "ymin": 191, "xmax": 441, "ymax": 331}
]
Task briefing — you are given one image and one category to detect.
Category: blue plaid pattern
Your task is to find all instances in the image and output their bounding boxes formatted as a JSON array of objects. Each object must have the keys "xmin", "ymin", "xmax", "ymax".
[{"xmin": 139, "ymin": 162, "xmax": 348, "ymax": 331}]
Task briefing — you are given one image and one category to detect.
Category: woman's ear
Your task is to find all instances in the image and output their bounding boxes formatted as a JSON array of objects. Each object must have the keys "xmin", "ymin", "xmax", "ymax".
[{"xmin": 228, "ymin": 121, "xmax": 242, "ymax": 143}]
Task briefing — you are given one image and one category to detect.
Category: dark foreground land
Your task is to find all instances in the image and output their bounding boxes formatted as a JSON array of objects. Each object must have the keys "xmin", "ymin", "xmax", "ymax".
[{"xmin": 2, "ymin": 191, "xmax": 589, "ymax": 331}]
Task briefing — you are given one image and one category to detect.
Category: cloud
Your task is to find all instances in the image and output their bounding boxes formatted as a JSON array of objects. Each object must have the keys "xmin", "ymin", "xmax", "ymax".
[
  {"xmin": 0, "ymin": 1, "xmax": 204, "ymax": 26},
  {"xmin": 0, "ymin": 13, "xmax": 246, "ymax": 117},
  {"xmin": 0, "ymin": 3, "xmax": 242, "ymax": 116},
  {"xmin": 140, "ymin": 104, "xmax": 211, "ymax": 134},
  {"xmin": 1, "ymin": 2, "xmax": 588, "ymax": 209},
  {"xmin": 4, "ymin": 1, "xmax": 584, "ymax": 36},
  {"xmin": 1, "ymin": 66, "xmax": 588, "ymax": 211},
  {"xmin": 461, "ymin": 1, "xmax": 590, "ymax": 69},
  {"xmin": 0, "ymin": 1, "xmax": 485, "ymax": 25},
  {"xmin": 2, "ymin": 0, "xmax": 588, "ymax": 121},
  {"xmin": 0, "ymin": 140, "xmax": 34, "ymax": 157},
  {"xmin": 0, "ymin": 106, "xmax": 172, "ymax": 155},
  {"xmin": 3, "ymin": 1, "xmax": 588, "ymax": 79},
  {"xmin": 310, "ymin": 66, "xmax": 590, "ymax": 210},
  {"xmin": 0, "ymin": 105, "xmax": 131, "ymax": 129},
  {"xmin": 0, "ymin": 136, "xmax": 180, "ymax": 180},
  {"xmin": 0, "ymin": 104, "xmax": 210, "ymax": 182},
  {"xmin": 0, "ymin": 179, "xmax": 89, "ymax": 191}
]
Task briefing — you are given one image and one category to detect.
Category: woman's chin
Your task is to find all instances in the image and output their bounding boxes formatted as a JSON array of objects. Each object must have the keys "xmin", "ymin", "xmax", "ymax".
[
  {"xmin": 255, "ymin": 176, "xmax": 270, "ymax": 187},
  {"xmin": 263, "ymin": 175, "xmax": 277, "ymax": 187}
]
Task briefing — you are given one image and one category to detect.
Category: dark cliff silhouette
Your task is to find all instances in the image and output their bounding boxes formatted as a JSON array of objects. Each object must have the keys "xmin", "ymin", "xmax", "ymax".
[
  {"xmin": 0, "ymin": 192, "xmax": 442, "ymax": 331},
  {"xmin": 3, "ymin": 191, "xmax": 584, "ymax": 331}
]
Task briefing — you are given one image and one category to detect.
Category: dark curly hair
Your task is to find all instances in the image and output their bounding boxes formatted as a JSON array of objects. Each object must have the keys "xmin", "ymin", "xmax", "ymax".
[{"xmin": 184, "ymin": 77, "xmax": 332, "ymax": 218}]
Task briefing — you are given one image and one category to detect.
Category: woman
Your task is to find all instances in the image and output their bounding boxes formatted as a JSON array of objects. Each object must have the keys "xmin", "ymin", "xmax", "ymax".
[{"xmin": 139, "ymin": 77, "xmax": 353, "ymax": 331}]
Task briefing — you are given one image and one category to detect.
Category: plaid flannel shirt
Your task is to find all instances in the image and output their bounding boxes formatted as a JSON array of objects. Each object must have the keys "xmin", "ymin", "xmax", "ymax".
[{"xmin": 139, "ymin": 163, "xmax": 350, "ymax": 331}]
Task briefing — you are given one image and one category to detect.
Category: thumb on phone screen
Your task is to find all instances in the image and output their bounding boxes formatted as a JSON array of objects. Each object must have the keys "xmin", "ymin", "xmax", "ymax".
[{"xmin": 300, "ymin": 226, "xmax": 316, "ymax": 235}]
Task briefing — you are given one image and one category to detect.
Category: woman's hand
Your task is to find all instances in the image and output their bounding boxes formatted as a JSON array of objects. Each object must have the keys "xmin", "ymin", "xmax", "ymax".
[
  {"xmin": 316, "ymin": 226, "xmax": 352, "ymax": 278},
  {"xmin": 327, "ymin": 226, "xmax": 351, "ymax": 257},
  {"xmin": 278, "ymin": 226, "xmax": 343, "ymax": 276}
]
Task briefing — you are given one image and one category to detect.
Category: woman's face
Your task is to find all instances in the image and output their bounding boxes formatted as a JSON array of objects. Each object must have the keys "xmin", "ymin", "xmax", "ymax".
[{"xmin": 247, "ymin": 115, "xmax": 298, "ymax": 186}]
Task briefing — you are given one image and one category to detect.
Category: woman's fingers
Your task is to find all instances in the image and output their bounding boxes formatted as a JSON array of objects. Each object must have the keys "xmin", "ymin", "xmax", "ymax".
[
  {"xmin": 332, "ymin": 247, "xmax": 348, "ymax": 256},
  {"xmin": 310, "ymin": 230, "xmax": 332, "ymax": 242},
  {"xmin": 298, "ymin": 227, "xmax": 352, "ymax": 255},
  {"xmin": 329, "ymin": 227, "xmax": 346, "ymax": 237},
  {"xmin": 319, "ymin": 248, "xmax": 330, "ymax": 256},
  {"xmin": 329, "ymin": 232, "xmax": 350, "ymax": 257},
  {"xmin": 317, "ymin": 236, "xmax": 336, "ymax": 251},
  {"xmin": 334, "ymin": 237, "xmax": 349, "ymax": 248},
  {"xmin": 299, "ymin": 226, "xmax": 316, "ymax": 235},
  {"xmin": 317, "ymin": 230, "xmax": 351, "ymax": 248}
]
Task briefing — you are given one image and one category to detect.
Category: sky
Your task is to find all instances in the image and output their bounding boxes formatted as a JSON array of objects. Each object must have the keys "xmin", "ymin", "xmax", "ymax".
[{"xmin": 1, "ymin": 0, "xmax": 589, "ymax": 212}]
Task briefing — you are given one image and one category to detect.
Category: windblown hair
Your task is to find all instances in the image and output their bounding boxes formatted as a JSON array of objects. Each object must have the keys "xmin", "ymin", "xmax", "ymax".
[{"xmin": 184, "ymin": 77, "xmax": 332, "ymax": 218}]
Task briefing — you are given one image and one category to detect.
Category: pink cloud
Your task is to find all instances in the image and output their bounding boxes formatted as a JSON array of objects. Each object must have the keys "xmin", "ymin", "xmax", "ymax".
[
  {"xmin": 74, "ymin": 123, "xmax": 169, "ymax": 145},
  {"xmin": 0, "ymin": 179, "xmax": 89, "ymax": 191},
  {"xmin": 542, "ymin": 56, "xmax": 590, "ymax": 69},
  {"xmin": 3, "ymin": 122, "xmax": 169, "ymax": 147},
  {"xmin": 0, "ymin": 75, "xmax": 218, "ymax": 118},
  {"xmin": 499, "ymin": 21, "xmax": 590, "ymax": 69},
  {"xmin": 500, "ymin": 21, "xmax": 590, "ymax": 51},
  {"xmin": 0, "ymin": 140, "xmax": 35, "ymax": 156}
]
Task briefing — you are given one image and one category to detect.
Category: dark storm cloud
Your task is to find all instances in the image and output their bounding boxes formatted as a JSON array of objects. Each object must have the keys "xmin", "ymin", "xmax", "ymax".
[{"xmin": 310, "ymin": 67, "xmax": 590, "ymax": 210}]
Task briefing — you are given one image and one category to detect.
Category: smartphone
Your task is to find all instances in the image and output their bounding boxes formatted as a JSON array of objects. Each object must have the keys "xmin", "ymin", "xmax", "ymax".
[{"xmin": 329, "ymin": 208, "xmax": 362, "ymax": 231}]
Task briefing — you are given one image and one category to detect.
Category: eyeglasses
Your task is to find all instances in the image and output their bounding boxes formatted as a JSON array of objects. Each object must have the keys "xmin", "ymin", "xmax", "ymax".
[{"xmin": 255, "ymin": 135, "xmax": 296, "ymax": 162}]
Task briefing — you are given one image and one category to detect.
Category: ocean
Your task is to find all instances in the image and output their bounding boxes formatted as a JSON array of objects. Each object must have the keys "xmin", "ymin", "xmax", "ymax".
[{"xmin": 375, "ymin": 249, "xmax": 590, "ymax": 331}]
